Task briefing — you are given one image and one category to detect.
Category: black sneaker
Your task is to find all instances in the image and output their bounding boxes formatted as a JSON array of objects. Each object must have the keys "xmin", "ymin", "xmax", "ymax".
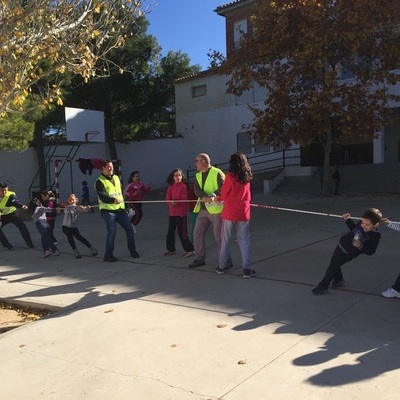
[
  {"xmin": 104, "ymin": 256, "xmax": 118, "ymax": 262},
  {"xmin": 130, "ymin": 250, "xmax": 140, "ymax": 258},
  {"xmin": 312, "ymin": 285, "xmax": 328, "ymax": 295},
  {"xmin": 331, "ymin": 279, "xmax": 345, "ymax": 288},
  {"xmin": 188, "ymin": 259, "xmax": 205, "ymax": 268},
  {"xmin": 216, "ymin": 266, "xmax": 226, "ymax": 275},
  {"xmin": 6, "ymin": 244, "xmax": 13, "ymax": 250},
  {"xmin": 243, "ymin": 269, "xmax": 256, "ymax": 278}
]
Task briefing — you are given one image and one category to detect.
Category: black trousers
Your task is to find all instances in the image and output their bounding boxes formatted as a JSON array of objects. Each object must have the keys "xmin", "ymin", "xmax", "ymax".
[
  {"xmin": 166, "ymin": 216, "xmax": 194, "ymax": 253},
  {"xmin": 62, "ymin": 226, "xmax": 92, "ymax": 250},
  {"xmin": 319, "ymin": 246, "xmax": 353, "ymax": 288},
  {"xmin": 0, "ymin": 212, "xmax": 34, "ymax": 248}
]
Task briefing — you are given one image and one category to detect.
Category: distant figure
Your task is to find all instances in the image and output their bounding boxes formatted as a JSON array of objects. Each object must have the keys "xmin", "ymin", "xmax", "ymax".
[
  {"xmin": 81, "ymin": 181, "xmax": 94, "ymax": 212},
  {"xmin": 332, "ymin": 166, "xmax": 341, "ymax": 195},
  {"xmin": 318, "ymin": 165, "xmax": 324, "ymax": 193}
]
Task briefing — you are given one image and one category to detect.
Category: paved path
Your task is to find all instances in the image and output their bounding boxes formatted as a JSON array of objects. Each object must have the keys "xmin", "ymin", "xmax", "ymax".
[{"xmin": 1, "ymin": 192, "xmax": 400, "ymax": 399}]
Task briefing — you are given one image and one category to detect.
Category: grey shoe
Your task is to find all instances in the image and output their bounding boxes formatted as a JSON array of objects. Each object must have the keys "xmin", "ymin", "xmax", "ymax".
[
  {"xmin": 188, "ymin": 259, "xmax": 205, "ymax": 268},
  {"xmin": 74, "ymin": 249, "xmax": 82, "ymax": 259},
  {"xmin": 243, "ymin": 269, "xmax": 256, "ymax": 278}
]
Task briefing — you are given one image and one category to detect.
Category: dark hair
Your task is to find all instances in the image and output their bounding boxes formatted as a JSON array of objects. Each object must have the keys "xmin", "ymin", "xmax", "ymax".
[
  {"xmin": 129, "ymin": 171, "xmax": 140, "ymax": 181},
  {"xmin": 362, "ymin": 208, "xmax": 382, "ymax": 225},
  {"xmin": 166, "ymin": 168, "xmax": 186, "ymax": 185},
  {"xmin": 228, "ymin": 152, "xmax": 253, "ymax": 183},
  {"xmin": 102, "ymin": 159, "xmax": 112, "ymax": 167},
  {"xmin": 40, "ymin": 189, "xmax": 54, "ymax": 197},
  {"xmin": 28, "ymin": 198, "xmax": 42, "ymax": 212},
  {"xmin": 0, "ymin": 183, "xmax": 9, "ymax": 189},
  {"xmin": 82, "ymin": 181, "xmax": 88, "ymax": 185}
]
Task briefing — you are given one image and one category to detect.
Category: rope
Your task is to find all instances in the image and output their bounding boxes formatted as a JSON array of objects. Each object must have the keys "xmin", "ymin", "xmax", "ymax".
[
  {"xmin": 81, "ymin": 199, "xmax": 361, "ymax": 220},
  {"xmin": 250, "ymin": 203, "xmax": 361, "ymax": 220}
]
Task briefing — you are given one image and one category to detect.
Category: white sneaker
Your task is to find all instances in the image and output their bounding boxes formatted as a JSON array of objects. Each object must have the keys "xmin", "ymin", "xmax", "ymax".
[
  {"xmin": 382, "ymin": 287, "xmax": 400, "ymax": 298},
  {"xmin": 42, "ymin": 250, "xmax": 51, "ymax": 258}
]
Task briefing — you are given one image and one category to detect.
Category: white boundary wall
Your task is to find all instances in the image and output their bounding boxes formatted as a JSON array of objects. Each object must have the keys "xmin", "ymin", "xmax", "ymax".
[{"xmin": 0, "ymin": 138, "xmax": 186, "ymax": 203}]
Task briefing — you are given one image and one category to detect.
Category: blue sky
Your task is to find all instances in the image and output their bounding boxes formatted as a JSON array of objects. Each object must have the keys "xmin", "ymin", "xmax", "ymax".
[{"xmin": 145, "ymin": 0, "xmax": 227, "ymax": 70}]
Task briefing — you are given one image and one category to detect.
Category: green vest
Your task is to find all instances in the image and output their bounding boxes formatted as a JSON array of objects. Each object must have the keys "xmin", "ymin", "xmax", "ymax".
[
  {"xmin": 193, "ymin": 167, "xmax": 224, "ymax": 214},
  {"xmin": 96, "ymin": 175, "xmax": 125, "ymax": 211},
  {"xmin": 0, "ymin": 190, "xmax": 17, "ymax": 215}
]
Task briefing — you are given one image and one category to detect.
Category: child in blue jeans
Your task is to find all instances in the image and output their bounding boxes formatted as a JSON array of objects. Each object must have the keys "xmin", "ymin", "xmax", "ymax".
[{"xmin": 29, "ymin": 198, "xmax": 60, "ymax": 258}]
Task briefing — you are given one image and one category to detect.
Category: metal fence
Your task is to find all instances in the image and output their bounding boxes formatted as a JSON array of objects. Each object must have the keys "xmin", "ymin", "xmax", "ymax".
[{"xmin": 186, "ymin": 148, "xmax": 301, "ymax": 183}]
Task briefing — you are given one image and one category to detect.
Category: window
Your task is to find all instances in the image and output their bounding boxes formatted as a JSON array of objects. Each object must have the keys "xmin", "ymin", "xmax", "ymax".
[
  {"xmin": 254, "ymin": 138, "xmax": 270, "ymax": 154},
  {"xmin": 191, "ymin": 84, "xmax": 207, "ymax": 98},
  {"xmin": 237, "ymin": 132, "xmax": 251, "ymax": 154},
  {"xmin": 234, "ymin": 19, "xmax": 247, "ymax": 49}
]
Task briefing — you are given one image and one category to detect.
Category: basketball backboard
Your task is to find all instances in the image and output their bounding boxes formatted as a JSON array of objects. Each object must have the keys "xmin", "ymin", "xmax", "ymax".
[{"xmin": 65, "ymin": 107, "xmax": 105, "ymax": 142}]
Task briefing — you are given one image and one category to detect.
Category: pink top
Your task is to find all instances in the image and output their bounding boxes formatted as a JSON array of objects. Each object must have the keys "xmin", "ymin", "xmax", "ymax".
[
  {"xmin": 124, "ymin": 182, "xmax": 151, "ymax": 202},
  {"xmin": 219, "ymin": 172, "xmax": 251, "ymax": 221},
  {"xmin": 166, "ymin": 181, "xmax": 189, "ymax": 217}
]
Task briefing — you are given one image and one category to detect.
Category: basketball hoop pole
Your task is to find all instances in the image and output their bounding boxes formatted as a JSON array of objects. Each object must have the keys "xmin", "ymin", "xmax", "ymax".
[{"xmin": 54, "ymin": 159, "xmax": 62, "ymax": 202}]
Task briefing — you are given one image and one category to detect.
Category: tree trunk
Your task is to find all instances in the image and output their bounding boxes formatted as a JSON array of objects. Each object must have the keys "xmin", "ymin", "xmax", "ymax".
[
  {"xmin": 32, "ymin": 124, "xmax": 47, "ymax": 196},
  {"xmin": 104, "ymin": 87, "xmax": 118, "ymax": 163},
  {"xmin": 318, "ymin": 129, "xmax": 333, "ymax": 196}
]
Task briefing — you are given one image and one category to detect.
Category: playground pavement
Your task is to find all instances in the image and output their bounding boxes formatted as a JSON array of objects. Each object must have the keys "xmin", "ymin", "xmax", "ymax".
[{"xmin": 0, "ymin": 191, "xmax": 400, "ymax": 399}]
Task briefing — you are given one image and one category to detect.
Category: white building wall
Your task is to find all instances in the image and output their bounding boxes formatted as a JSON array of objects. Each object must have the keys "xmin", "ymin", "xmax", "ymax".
[
  {"xmin": 0, "ymin": 138, "xmax": 185, "ymax": 203},
  {"xmin": 176, "ymin": 72, "xmax": 273, "ymax": 173}
]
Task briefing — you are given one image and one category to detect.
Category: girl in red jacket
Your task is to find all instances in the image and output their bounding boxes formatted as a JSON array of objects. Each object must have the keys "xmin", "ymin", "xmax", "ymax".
[
  {"xmin": 164, "ymin": 168, "xmax": 194, "ymax": 257},
  {"xmin": 217, "ymin": 152, "xmax": 254, "ymax": 278},
  {"xmin": 124, "ymin": 171, "xmax": 152, "ymax": 226}
]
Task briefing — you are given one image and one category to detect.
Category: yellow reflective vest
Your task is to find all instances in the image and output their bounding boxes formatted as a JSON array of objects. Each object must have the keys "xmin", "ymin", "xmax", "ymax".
[
  {"xmin": 97, "ymin": 175, "xmax": 125, "ymax": 211},
  {"xmin": 193, "ymin": 167, "xmax": 224, "ymax": 214},
  {"xmin": 0, "ymin": 190, "xmax": 17, "ymax": 215}
]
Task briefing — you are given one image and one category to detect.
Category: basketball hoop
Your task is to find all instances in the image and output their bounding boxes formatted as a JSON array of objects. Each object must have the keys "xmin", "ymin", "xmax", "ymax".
[{"xmin": 85, "ymin": 131, "xmax": 100, "ymax": 142}]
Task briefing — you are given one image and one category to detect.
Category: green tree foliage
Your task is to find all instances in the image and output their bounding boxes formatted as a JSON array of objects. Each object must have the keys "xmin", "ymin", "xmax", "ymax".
[
  {"xmin": 218, "ymin": 0, "xmax": 400, "ymax": 190},
  {"xmin": 0, "ymin": 113, "xmax": 33, "ymax": 151},
  {"xmin": 64, "ymin": 19, "xmax": 201, "ymax": 142}
]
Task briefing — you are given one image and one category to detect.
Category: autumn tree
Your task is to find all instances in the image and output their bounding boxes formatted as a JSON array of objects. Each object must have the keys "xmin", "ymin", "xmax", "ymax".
[
  {"xmin": 220, "ymin": 0, "xmax": 400, "ymax": 192},
  {"xmin": 0, "ymin": 0, "xmax": 145, "ymax": 115}
]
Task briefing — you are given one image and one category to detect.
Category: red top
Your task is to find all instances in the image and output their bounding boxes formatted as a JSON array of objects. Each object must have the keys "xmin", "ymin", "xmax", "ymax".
[
  {"xmin": 166, "ymin": 181, "xmax": 189, "ymax": 217},
  {"xmin": 219, "ymin": 172, "xmax": 251, "ymax": 221},
  {"xmin": 124, "ymin": 182, "xmax": 151, "ymax": 202}
]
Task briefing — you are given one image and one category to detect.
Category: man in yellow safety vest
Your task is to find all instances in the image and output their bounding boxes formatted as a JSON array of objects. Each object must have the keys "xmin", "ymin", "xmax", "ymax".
[
  {"xmin": 188, "ymin": 153, "xmax": 228, "ymax": 269},
  {"xmin": 95, "ymin": 160, "xmax": 139, "ymax": 262},
  {"xmin": 0, "ymin": 183, "xmax": 34, "ymax": 250}
]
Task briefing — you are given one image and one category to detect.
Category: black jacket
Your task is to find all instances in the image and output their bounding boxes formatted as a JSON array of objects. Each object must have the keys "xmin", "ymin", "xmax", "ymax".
[{"xmin": 338, "ymin": 218, "xmax": 381, "ymax": 258}]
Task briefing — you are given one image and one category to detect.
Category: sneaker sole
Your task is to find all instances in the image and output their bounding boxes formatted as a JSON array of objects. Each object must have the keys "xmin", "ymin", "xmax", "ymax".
[
  {"xmin": 312, "ymin": 289, "xmax": 328, "ymax": 295},
  {"xmin": 188, "ymin": 261, "xmax": 205, "ymax": 268}
]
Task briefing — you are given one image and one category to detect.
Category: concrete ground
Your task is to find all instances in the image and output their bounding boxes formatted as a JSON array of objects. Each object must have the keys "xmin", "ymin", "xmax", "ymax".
[{"xmin": 1, "ymin": 191, "xmax": 400, "ymax": 399}]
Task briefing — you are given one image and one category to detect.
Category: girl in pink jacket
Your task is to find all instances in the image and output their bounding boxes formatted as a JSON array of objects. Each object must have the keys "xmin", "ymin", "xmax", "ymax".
[
  {"xmin": 217, "ymin": 152, "xmax": 254, "ymax": 278},
  {"xmin": 164, "ymin": 168, "xmax": 194, "ymax": 257}
]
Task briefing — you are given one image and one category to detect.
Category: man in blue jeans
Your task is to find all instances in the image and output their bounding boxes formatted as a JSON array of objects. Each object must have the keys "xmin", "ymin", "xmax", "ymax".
[{"xmin": 95, "ymin": 160, "xmax": 139, "ymax": 262}]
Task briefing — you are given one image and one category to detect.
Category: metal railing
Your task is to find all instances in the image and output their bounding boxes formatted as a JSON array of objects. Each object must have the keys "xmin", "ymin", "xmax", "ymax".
[{"xmin": 186, "ymin": 148, "xmax": 301, "ymax": 183}]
